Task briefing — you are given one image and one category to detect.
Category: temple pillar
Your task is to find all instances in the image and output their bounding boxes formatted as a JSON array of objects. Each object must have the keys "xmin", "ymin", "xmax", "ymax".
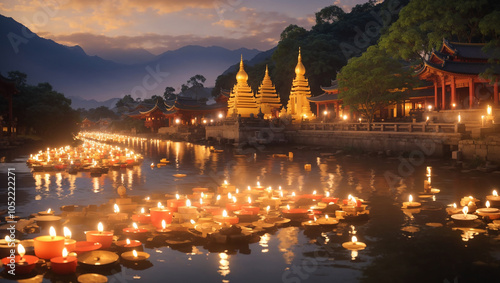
[
  {"xmin": 441, "ymin": 76, "xmax": 446, "ymax": 110},
  {"xmin": 316, "ymin": 103, "xmax": 320, "ymax": 117},
  {"xmin": 494, "ymin": 80, "xmax": 499, "ymax": 107},
  {"xmin": 335, "ymin": 102, "xmax": 340, "ymax": 118},
  {"xmin": 451, "ymin": 76, "xmax": 456, "ymax": 108},
  {"xmin": 434, "ymin": 81, "xmax": 438, "ymax": 109},
  {"xmin": 469, "ymin": 78, "xmax": 474, "ymax": 109}
]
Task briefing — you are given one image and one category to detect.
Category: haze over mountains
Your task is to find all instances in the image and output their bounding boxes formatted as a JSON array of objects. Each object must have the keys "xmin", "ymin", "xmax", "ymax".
[{"xmin": 0, "ymin": 15, "xmax": 263, "ymax": 108}]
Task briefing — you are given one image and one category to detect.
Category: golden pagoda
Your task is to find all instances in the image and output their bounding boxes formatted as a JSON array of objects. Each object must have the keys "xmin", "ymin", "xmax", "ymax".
[
  {"xmin": 255, "ymin": 65, "xmax": 281, "ymax": 118},
  {"xmin": 286, "ymin": 48, "xmax": 313, "ymax": 121},
  {"xmin": 227, "ymin": 55, "xmax": 258, "ymax": 117}
]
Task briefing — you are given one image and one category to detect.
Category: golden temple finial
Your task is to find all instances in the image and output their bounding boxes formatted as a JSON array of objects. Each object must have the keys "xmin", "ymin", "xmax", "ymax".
[
  {"xmin": 265, "ymin": 64, "xmax": 269, "ymax": 75},
  {"xmin": 236, "ymin": 55, "xmax": 248, "ymax": 82},
  {"xmin": 295, "ymin": 47, "xmax": 306, "ymax": 76}
]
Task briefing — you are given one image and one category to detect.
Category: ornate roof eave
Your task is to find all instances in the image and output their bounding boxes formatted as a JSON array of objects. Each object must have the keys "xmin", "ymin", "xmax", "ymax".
[{"xmin": 418, "ymin": 61, "xmax": 480, "ymax": 80}]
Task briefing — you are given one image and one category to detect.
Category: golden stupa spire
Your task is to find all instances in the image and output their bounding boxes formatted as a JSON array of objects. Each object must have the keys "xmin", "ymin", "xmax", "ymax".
[
  {"xmin": 236, "ymin": 54, "xmax": 249, "ymax": 83},
  {"xmin": 295, "ymin": 47, "xmax": 306, "ymax": 77}
]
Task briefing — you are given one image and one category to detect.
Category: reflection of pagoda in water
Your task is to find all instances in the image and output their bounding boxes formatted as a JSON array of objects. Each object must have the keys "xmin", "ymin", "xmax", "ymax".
[{"xmin": 287, "ymin": 48, "xmax": 314, "ymax": 120}]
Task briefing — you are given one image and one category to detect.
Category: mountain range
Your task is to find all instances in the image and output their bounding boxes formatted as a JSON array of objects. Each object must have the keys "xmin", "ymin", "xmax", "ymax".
[{"xmin": 0, "ymin": 15, "xmax": 263, "ymax": 108}]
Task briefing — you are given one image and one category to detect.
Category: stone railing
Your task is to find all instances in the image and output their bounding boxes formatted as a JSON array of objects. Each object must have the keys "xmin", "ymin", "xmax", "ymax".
[{"xmin": 295, "ymin": 122, "xmax": 465, "ymax": 134}]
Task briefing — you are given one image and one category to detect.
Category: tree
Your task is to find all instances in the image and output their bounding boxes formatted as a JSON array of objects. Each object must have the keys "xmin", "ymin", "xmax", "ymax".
[
  {"xmin": 181, "ymin": 75, "xmax": 206, "ymax": 99},
  {"xmin": 378, "ymin": 0, "xmax": 499, "ymax": 62},
  {"xmin": 315, "ymin": 5, "xmax": 346, "ymax": 25},
  {"xmin": 337, "ymin": 45, "xmax": 418, "ymax": 124},
  {"xmin": 7, "ymin": 72, "xmax": 80, "ymax": 144},
  {"xmin": 479, "ymin": 10, "xmax": 500, "ymax": 81},
  {"xmin": 163, "ymin": 86, "xmax": 176, "ymax": 100},
  {"xmin": 115, "ymin": 94, "xmax": 135, "ymax": 108}
]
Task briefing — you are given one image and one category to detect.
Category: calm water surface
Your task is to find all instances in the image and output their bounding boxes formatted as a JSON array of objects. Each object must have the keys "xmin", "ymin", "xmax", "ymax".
[{"xmin": 1, "ymin": 139, "xmax": 500, "ymax": 283}]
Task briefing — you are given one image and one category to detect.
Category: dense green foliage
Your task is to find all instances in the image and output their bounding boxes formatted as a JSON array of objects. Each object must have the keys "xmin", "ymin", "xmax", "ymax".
[
  {"xmin": 77, "ymin": 106, "xmax": 118, "ymax": 121},
  {"xmin": 379, "ymin": 0, "xmax": 500, "ymax": 63},
  {"xmin": 337, "ymin": 46, "xmax": 417, "ymax": 123},
  {"xmin": 2, "ymin": 71, "xmax": 80, "ymax": 144}
]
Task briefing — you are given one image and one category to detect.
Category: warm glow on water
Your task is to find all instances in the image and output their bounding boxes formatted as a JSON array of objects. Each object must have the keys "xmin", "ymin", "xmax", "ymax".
[{"xmin": 5, "ymin": 138, "xmax": 500, "ymax": 282}]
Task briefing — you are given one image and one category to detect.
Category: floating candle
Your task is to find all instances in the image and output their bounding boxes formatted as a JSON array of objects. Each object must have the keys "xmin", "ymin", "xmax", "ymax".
[
  {"xmin": 50, "ymin": 247, "xmax": 77, "ymax": 275},
  {"xmin": 226, "ymin": 197, "xmax": 242, "ymax": 211},
  {"xmin": 116, "ymin": 238, "xmax": 142, "ymax": 251},
  {"xmin": 451, "ymin": 206, "xmax": 479, "ymax": 225},
  {"xmin": 123, "ymin": 222, "xmax": 149, "ymax": 240},
  {"xmin": 241, "ymin": 197, "xmax": 260, "ymax": 215},
  {"xmin": 403, "ymin": 195, "xmax": 421, "ymax": 209},
  {"xmin": 213, "ymin": 210, "xmax": 239, "ymax": 225},
  {"xmin": 63, "ymin": 227, "xmax": 76, "ymax": 252},
  {"xmin": 131, "ymin": 207, "xmax": 151, "ymax": 224},
  {"xmin": 156, "ymin": 219, "xmax": 171, "ymax": 233},
  {"xmin": 34, "ymin": 226, "xmax": 65, "ymax": 259},
  {"xmin": 150, "ymin": 203, "xmax": 173, "ymax": 228},
  {"xmin": 86, "ymin": 222, "xmax": 114, "ymax": 249},
  {"xmin": 38, "ymin": 208, "xmax": 54, "ymax": 216},
  {"xmin": 121, "ymin": 249, "xmax": 150, "ymax": 261},
  {"xmin": 342, "ymin": 235, "xmax": 367, "ymax": 251},
  {"xmin": 1, "ymin": 244, "xmax": 39, "ymax": 275}
]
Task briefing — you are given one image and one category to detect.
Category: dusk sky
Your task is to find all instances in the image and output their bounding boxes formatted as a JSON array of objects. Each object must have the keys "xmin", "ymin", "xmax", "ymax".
[{"xmin": 1, "ymin": 0, "xmax": 369, "ymax": 56}]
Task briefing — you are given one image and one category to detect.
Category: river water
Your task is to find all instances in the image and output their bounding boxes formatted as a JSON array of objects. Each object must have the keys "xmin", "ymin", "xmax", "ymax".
[{"xmin": 1, "ymin": 139, "xmax": 500, "ymax": 283}]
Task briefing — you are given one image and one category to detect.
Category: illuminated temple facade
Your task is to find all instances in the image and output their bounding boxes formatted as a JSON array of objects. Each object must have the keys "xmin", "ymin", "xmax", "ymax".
[
  {"xmin": 227, "ymin": 56, "xmax": 259, "ymax": 117},
  {"xmin": 287, "ymin": 48, "xmax": 314, "ymax": 120},
  {"xmin": 255, "ymin": 65, "xmax": 282, "ymax": 118}
]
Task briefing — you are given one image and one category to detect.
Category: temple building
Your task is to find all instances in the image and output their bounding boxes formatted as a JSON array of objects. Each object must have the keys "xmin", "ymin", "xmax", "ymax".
[
  {"xmin": 417, "ymin": 39, "xmax": 499, "ymax": 110},
  {"xmin": 286, "ymin": 48, "xmax": 314, "ymax": 120},
  {"xmin": 128, "ymin": 101, "xmax": 176, "ymax": 132},
  {"xmin": 307, "ymin": 80, "xmax": 344, "ymax": 119},
  {"xmin": 255, "ymin": 65, "xmax": 281, "ymax": 118},
  {"xmin": 228, "ymin": 56, "xmax": 259, "ymax": 117}
]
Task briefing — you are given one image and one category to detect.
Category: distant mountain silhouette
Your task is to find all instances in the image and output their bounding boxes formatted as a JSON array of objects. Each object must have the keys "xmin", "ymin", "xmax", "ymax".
[
  {"xmin": 0, "ymin": 14, "xmax": 261, "ymax": 102},
  {"xmin": 222, "ymin": 47, "xmax": 276, "ymax": 75}
]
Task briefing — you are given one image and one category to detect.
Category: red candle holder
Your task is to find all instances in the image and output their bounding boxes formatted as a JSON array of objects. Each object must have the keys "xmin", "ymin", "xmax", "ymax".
[
  {"xmin": 86, "ymin": 231, "xmax": 114, "ymax": 249},
  {"xmin": 50, "ymin": 256, "xmax": 77, "ymax": 275},
  {"xmin": 150, "ymin": 207, "xmax": 173, "ymax": 228},
  {"xmin": 34, "ymin": 236, "xmax": 65, "ymax": 259},
  {"xmin": 1, "ymin": 255, "xmax": 39, "ymax": 275},
  {"xmin": 321, "ymin": 197, "xmax": 339, "ymax": 204},
  {"xmin": 213, "ymin": 215, "xmax": 239, "ymax": 225},
  {"xmin": 73, "ymin": 241, "xmax": 102, "ymax": 254},
  {"xmin": 122, "ymin": 227, "xmax": 149, "ymax": 240},
  {"xmin": 166, "ymin": 199, "xmax": 187, "ymax": 212},
  {"xmin": 226, "ymin": 202, "xmax": 242, "ymax": 212},
  {"xmin": 131, "ymin": 213, "xmax": 151, "ymax": 224}
]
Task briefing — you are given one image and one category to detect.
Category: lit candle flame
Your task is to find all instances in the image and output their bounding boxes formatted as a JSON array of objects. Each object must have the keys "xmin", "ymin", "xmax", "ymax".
[
  {"xmin": 98, "ymin": 222, "xmax": 104, "ymax": 233},
  {"xmin": 462, "ymin": 206, "xmax": 468, "ymax": 216},
  {"xmin": 493, "ymin": 190, "xmax": 498, "ymax": 197},
  {"xmin": 4, "ymin": 235, "xmax": 9, "ymax": 242},
  {"xmin": 161, "ymin": 220, "xmax": 166, "ymax": 229},
  {"xmin": 257, "ymin": 181, "xmax": 261, "ymax": 187},
  {"xmin": 132, "ymin": 222, "xmax": 138, "ymax": 229},
  {"xmin": 326, "ymin": 191, "xmax": 330, "ymax": 197},
  {"xmin": 352, "ymin": 236, "xmax": 358, "ymax": 244},
  {"xmin": 64, "ymin": 227, "xmax": 71, "ymax": 239},
  {"xmin": 487, "ymin": 105, "xmax": 492, "ymax": 116},
  {"xmin": 232, "ymin": 197, "xmax": 237, "ymax": 203},
  {"xmin": 280, "ymin": 191, "xmax": 284, "ymax": 197},
  {"xmin": 200, "ymin": 198, "xmax": 203, "ymax": 205},
  {"xmin": 325, "ymin": 214, "xmax": 329, "ymax": 219},
  {"xmin": 62, "ymin": 247, "xmax": 68, "ymax": 259},
  {"xmin": 190, "ymin": 219, "xmax": 195, "ymax": 225},
  {"xmin": 287, "ymin": 204, "xmax": 290, "ymax": 211},
  {"xmin": 176, "ymin": 194, "xmax": 180, "ymax": 200},
  {"xmin": 409, "ymin": 195, "xmax": 413, "ymax": 203},
  {"xmin": 236, "ymin": 188, "xmax": 239, "ymax": 194},
  {"xmin": 224, "ymin": 180, "xmax": 228, "ymax": 185},
  {"xmin": 247, "ymin": 186, "xmax": 251, "ymax": 191},
  {"xmin": 47, "ymin": 208, "xmax": 51, "ymax": 213},
  {"xmin": 141, "ymin": 208, "xmax": 145, "ymax": 214},
  {"xmin": 292, "ymin": 192, "xmax": 296, "ymax": 197},
  {"xmin": 133, "ymin": 250, "xmax": 138, "ymax": 258},
  {"xmin": 186, "ymin": 199, "xmax": 191, "ymax": 207},
  {"xmin": 114, "ymin": 204, "xmax": 120, "ymax": 213},
  {"xmin": 228, "ymin": 192, "xmax": 232, "ymax": 199},
  {"xmin": 18, "ymin": 244, "xmax": 25, "ymax": 259},
  {"xmin": 126, "ymin": 239, "xmax": 131, "ymax": 245},
  {"xmin": 217, "ymin": 195, "xmax": 221, "ymax": 201},
  {"xmin": 248, "ymin": 197, "xmax": 252, "ymax": 204},
  {"xmin": 49, "ymin": 226, "xmax": 56, "ymax": 239},
  {"xmin": 157, "ymin": 202, "xmax": 162, "ymax": 208},
  {"xmin": 266, "ymin": 206, "xmax": 270, "ymax": 213},
  {"xmin": 486, "ymin": 201, "xmax": 490, "ymax": 209},
  {"xmin": 453, "ymin": 203, "xmax": 457, "ymax": 209},
  {"xmin": 222, "ymin": 210, "xmax": 228, "ymax": 217},
  {"xmin": 313, "ymin": 190, "xmax": 316, "ymax": 195}
]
